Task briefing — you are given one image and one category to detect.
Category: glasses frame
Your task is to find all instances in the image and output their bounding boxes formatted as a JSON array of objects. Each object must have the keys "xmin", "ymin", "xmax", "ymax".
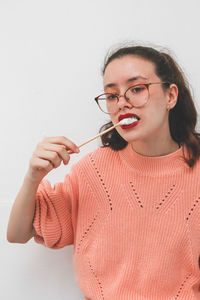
[{"xmin": 95, "ymin": 81, "xmax": 170, "ymax": 114}]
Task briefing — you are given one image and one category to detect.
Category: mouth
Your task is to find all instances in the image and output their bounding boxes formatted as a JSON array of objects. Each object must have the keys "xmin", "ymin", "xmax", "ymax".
[{"xmin": 118, "ymin": 113, "xmax": 140, "ymax": 129}]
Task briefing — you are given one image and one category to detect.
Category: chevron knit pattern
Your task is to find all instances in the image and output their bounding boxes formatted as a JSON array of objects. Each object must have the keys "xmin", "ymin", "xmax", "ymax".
[{"xmin": 33, "ymin": 143, "xmax": 200, "ymax": 300}]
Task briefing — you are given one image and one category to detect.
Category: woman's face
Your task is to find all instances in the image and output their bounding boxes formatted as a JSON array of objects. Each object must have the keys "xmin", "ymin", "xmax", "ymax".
[{"xmin": 103, "ymin": 55, "xmax": 178, "ymax": 144}]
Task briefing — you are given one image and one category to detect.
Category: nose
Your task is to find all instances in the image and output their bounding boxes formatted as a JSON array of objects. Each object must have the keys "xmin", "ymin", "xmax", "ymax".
[{"xmin": 117, "ymin": 95, "xmax": 133, "ymax": 110}]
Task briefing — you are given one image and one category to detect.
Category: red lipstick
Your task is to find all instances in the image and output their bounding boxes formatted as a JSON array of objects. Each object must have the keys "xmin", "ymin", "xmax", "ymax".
[
  {"xmin": 118, "ymin": 113, "xmax": 140, "ymax": 129},
  {"xmin": 118, "ymin": 113, "xmax": 140, "ymax": 122}
]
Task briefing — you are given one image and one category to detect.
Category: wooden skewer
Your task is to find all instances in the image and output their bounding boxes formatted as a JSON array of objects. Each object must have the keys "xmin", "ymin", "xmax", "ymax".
[
  {"xmin": 37, "ymin": 121, "xmax": 122, "ymax": 170},
  {"xmin": 67, "ymin": 121, "xmax": 121, "ymax": 154}
]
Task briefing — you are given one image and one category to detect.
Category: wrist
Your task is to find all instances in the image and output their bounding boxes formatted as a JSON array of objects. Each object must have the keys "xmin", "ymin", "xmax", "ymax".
[{"xmin": 24, "ymin": 171, "xmax": 42, "ymax": 187}]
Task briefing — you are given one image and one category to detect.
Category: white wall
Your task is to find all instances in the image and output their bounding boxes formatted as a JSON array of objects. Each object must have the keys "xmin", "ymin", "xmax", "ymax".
[{"xmin": 1, "ymin": 0, "xmax": 200, "ymax": 299}]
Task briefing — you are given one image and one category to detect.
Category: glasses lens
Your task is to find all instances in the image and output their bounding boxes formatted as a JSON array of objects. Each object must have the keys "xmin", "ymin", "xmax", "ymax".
[
  {"xmin": 97, "ymin": 93, "xmax": 118, "ymax": 114},
  {"xmin": 96, "ymin": 85, "xmax": 149, "ymax": 114},
  {"xmin": 125, "ymin": 84, "xmax": 148, "ymax": 107}
]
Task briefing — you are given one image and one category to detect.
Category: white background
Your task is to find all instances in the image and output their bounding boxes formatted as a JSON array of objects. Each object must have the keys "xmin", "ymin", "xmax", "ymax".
[{"xmin": 1, "ymin": 0, "xmax": 200, "ymax": 299}]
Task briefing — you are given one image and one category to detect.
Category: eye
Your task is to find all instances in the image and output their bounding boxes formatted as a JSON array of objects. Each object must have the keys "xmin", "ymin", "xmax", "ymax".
[
  {"xmin": 106, "ymin": 94, "xmax": 118, "ymax": 100},
  {"xmin": 130, "ymin": 85, "xmax": 146, "ymax": 94}
]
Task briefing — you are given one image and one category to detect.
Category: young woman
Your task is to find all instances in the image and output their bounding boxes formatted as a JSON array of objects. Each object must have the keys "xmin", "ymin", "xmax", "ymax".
[{"xmin": 7, "ymin": 45, "xmax": 200, "ymax": 299}]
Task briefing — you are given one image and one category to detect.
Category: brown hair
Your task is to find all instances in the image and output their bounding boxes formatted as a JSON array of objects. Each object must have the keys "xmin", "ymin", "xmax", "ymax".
[{"xmin": 99, "ymin": 45, "xmax": 200, "ymax": 168}]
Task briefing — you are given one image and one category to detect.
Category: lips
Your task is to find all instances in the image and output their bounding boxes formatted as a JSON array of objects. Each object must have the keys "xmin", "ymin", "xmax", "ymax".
[
  {"xmin": 118, "ymin": 113, "xmax": 140, "ymax": 122},
  {"xmin": 118, "ymin": 113, "xmax": 140, "ymax": 129}
]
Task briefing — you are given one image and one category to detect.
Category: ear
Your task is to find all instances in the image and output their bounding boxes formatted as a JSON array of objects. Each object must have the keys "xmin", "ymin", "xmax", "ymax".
[{"xmin": 166, "ymin": 84, "xmax": 178, "ymax": 111}]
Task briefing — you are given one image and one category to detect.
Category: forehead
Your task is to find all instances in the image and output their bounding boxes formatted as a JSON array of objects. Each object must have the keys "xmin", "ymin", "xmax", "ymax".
[{"xmin": 103, "ymin": 55, "xmax": 157, "ymax": 86}]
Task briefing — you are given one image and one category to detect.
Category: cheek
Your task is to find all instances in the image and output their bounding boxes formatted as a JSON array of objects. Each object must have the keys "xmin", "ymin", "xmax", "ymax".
[
  {"xmin": 145, "ymin": 93, "xmax": 167, "ymax": 119},
  {"xmin": 109, "ymin": 113, "xmax": 118, "ymax": 124},
  {"xmin": 143, "ymin": 104, "xmax": 169, "ymax": 134}
]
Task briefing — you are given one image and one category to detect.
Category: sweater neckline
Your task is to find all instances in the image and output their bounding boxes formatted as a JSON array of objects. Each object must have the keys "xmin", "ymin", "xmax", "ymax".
[{"xmin": 119, "ymin": 143, "xmax": 189, "ymax": 175}]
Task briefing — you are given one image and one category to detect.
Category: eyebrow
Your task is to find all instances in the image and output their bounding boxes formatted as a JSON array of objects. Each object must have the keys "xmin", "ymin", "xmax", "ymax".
[{"xmin": 104, "ymin": 76, "xmax": 148, "ymax": 89}]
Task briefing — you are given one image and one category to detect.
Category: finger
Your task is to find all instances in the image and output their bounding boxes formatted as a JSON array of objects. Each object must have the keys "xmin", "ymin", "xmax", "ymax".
[
  {"xmin": 42, "ymin": 143, "xmax": 70, "ymax": 164},
  {"xmin": 30, "ymin": 157, "xmax": 54, "ymax": 173},
  {"xmin": 43, "ymin": 136, "xmax": 79, "ymax": 153},
  {"xmin": 34, "ymin": 150, "xmax": 62, "ymax": 168}
]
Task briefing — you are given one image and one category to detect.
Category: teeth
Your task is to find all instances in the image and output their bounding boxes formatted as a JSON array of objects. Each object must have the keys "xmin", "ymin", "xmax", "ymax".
[{"xmin": 120, "ymin": 117, "xmax": 139, "ymax": 125}]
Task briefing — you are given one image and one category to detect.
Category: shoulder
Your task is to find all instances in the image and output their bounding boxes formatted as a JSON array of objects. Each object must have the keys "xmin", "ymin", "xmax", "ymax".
[{"xmin": 190, "ymin": 157, "xmax": 200, "ymax": 174}]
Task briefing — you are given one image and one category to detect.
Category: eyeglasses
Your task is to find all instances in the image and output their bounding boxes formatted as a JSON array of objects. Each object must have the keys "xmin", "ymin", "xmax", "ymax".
[{"xmin": 95, "ymin": 82, "xmax": 170, "ymax": 114}]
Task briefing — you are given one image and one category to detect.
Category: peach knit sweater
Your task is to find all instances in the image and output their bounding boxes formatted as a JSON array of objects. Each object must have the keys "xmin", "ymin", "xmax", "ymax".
[{"xmin": 33, "ymin": 143, "xmax": 200, "ymax": 300}]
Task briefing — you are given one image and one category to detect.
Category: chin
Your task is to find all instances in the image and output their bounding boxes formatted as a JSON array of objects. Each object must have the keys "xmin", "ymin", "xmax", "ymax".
[{"xmin": 118, "ymin": 132, "xmax": 142, "ymax": 143}]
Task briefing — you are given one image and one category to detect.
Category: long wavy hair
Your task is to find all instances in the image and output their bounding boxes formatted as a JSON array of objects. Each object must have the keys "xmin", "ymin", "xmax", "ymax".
[{"xmin": 99, "ymin": 45, "xmax": 200, "ymax": 168}]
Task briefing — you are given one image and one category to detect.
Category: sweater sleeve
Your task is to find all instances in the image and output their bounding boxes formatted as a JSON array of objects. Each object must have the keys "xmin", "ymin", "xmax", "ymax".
[{"xmin": 32, "ymin": 165, "xmax": 79, "ymax": 249}]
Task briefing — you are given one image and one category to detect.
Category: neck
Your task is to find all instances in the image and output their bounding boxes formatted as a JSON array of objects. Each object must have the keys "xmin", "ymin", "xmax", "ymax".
[
  {"xmin": 119, "ymin": 143, "xmax": 187, "ymax": 175},
  {"xmin": 130, "ymin": 139, "xmax": 180, "ymax": 157}
]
